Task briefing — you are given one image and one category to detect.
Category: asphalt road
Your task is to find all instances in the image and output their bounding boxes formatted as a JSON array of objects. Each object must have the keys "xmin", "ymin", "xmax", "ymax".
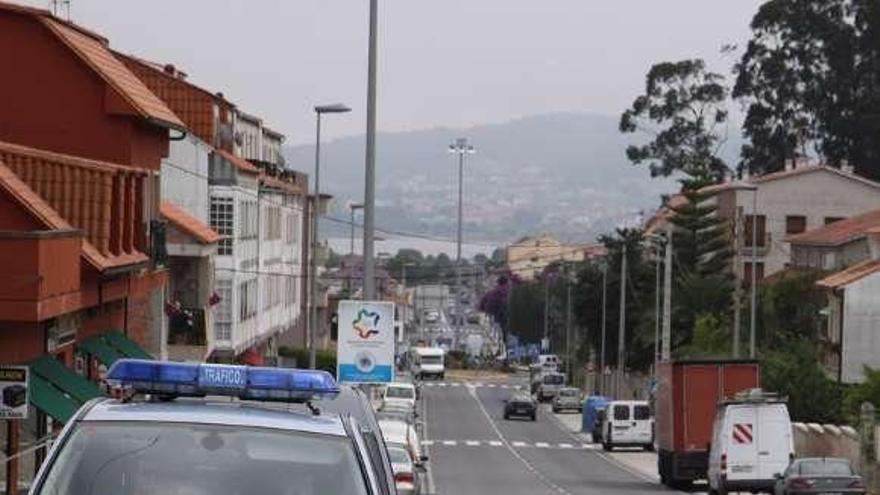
[{"xmin": 420, "ymin": 377, "xmax": 673, "ymax": 495}]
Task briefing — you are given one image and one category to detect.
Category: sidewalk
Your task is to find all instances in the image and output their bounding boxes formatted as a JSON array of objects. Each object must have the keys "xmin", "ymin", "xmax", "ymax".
[{"xmin": 549, "ymin": 408, "xmax": 659, "ymax": 482}]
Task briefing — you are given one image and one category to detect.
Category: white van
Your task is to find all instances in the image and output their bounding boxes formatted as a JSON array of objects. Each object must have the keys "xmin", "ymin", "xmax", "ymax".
[
  {"xmin": 411, "ymin": 347, "xmax": 445, "ymax": 380},
  {"xmin": 535, "ymin": 354, "xmax": 560, "ymax": 371},
  {"xmin": 708, "ymin": 391, "xmax": 793, "ymax": 495},
  {"xmin": 601, "ymin": 400, "xmax": 654, "ymax": 451}
]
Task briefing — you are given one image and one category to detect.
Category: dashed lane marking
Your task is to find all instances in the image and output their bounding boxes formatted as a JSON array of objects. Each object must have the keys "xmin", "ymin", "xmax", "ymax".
[
  {"xmin": 421, "ymin": 381, "xmax": 523, "ymax": 390},
  {"xmin": 442, "ymin": 440, "xmax": 457, "ymax": 446},
  {"xmin": 535, "ymin": 442, "xmax": 550, "ymax": 448}
]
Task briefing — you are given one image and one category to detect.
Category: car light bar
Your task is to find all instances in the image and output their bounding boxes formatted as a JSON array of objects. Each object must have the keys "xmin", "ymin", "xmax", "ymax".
[{"xmin": 106, "ymin": 359, "xmax": 339, "ymax": 402}]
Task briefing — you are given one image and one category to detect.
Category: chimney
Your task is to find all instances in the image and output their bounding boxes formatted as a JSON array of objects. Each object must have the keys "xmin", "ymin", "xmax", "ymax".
[
  {"xmin": 841, "ymin": 160, "xmax": 855, "ymax": 174},
  {"xmin": 163, "ymin": 64, "xmax": 175, "ymax": 75}
]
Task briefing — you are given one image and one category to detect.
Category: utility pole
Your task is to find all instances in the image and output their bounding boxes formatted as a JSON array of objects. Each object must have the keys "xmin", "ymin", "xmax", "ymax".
[
  {"xmin": 749, "ymin": 189, "xmax": 759, "ymax": 358},
  {"xmin": 565, "ymin": 264, "xmax": 573, "ymax": 380},
  {"xmin": 448, "ymin": 138, "xmax": 474, "ymax": 337},
  {"xmin": 362, "ymin": 0, "xmax": 378, "ymax": 300},
  {"xmin": 616, "ymin": 243, "xmax": 627, "ymax": 398},
  {"xmin": 543, "ymin": 271, "xmax": 550, "ymax": 351},
  {"xmin": 733, "ymin": 207, "xmax": 743, "ymax": 357},
  {"xmin": 600, "ymin": 262, "xmax": 607, "ymax": 395},
  {"xmin": 654, "ymin": 243, "xmax": 661, "ymax": 370},
  {"xmin": 662, "ymin": 229, "xmax": 673, "ymax": 361}
]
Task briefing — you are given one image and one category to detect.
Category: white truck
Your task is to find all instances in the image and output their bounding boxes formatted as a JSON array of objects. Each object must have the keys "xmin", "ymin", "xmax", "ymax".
[{"xmin": 410, "ymin": 347, "xmax": 445, "ymax": 380}]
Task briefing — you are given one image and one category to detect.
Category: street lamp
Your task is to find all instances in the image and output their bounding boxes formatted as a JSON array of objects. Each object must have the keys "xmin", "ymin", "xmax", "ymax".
[
  {"xmin": 309, "ymin": 103, "xmax": 351, "ymax": 370},
  {"xmin": 448, "ymin": 138, "xmax": 475, "ymax": 336},
  {"xmin": 349, "ymin": 202, "xmax": 364, "ymax": 256},
  {"xmin": 643, "ymin": 233, "xmax": 668, "ymax": 370}
]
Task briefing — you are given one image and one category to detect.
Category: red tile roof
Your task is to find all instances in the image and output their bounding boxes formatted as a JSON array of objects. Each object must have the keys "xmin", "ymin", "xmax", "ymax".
[
  {"xmin": 160, "ymin": 201, "xmax": 220, "ymax": 244},
  {"xmin": 787, "ymin": 208, "xmax": 880, "ymax": 247},
  {"xmin": 215, "ymin": 148, "xmax": 260, "ymax": 175},
  {"xmin": 702, "ymin": 165, "xmax": 880, "ymax": 194},
  {"xmin": 817, "ymin": 259, "xmax": 880, "ymax": 289},
  {"xmin": 40, "ymin": 18, "xmax": 185, "ymax": 130}
]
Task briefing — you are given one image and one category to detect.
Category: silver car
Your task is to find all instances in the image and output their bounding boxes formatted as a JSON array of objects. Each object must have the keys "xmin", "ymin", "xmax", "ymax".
[
  {"xmin": 551, "ymin": 387, "xmax": 582, "ymax": 413},
  {"xmin": 387, "ymin": 442, "xmax": 423, "ymax": 495},
  {"xmin": 29, "ymin": 360, "xmax": 386, "ymax": 495}
]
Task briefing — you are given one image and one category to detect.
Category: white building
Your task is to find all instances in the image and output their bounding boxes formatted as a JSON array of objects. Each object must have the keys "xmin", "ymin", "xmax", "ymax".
[{"xmin": 208, "ymin": 146, "xmax": 307, "ymax": 363}]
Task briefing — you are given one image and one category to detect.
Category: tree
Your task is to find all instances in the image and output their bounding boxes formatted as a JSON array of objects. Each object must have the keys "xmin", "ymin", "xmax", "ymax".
[
  {"xmin": 734, "ymin": 0, "xmax": 880, "ymax": 179},
  {"xmin": 620, "ymin": 59, "xmax": 730, "ymax": 180},
  {"xmin": 843, "ymin": 366, "xmax": 880, "ymax": 424},
  {"xmin": 762, "ymin": 341, "xmax": 843, "ymax": 423}
]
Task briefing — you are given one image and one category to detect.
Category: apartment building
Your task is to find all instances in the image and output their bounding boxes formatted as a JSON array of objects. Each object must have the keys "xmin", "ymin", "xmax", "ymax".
[{"xmin": 506, "ymin": 234, "xmax": 606, "ymax": 281}]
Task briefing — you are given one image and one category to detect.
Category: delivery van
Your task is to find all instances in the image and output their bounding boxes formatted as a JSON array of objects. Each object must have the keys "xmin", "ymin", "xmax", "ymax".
[
  {"xmin": 707, "ymin": 389, "xmax": 793, "ymax": 495},
  {"xmin": 411, "ymin": 347, "xmax": 445, "ymax": 380},
  {"xmin": 601, "ymin": 400, "xmax": 654, "ymax": 451}
]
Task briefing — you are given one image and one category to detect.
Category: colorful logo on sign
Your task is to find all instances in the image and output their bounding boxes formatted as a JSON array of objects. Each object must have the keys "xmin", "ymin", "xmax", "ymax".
[{"xmin": 353, "ymin": 309, "xmax": 381, "ymax": 339}]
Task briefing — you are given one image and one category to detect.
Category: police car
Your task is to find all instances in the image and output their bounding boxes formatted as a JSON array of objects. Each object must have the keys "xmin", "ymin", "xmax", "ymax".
[{"xmin": 29, "ymin": 359, "xmax": 391, "ymax": 495}]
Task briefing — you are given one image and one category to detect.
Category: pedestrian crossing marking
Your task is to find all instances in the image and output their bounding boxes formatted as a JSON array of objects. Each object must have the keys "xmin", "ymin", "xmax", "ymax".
[
  {"xmin": 421, "ymin": 381, "xmax": 523, "ymax": 390},
  {"xmin": 421, "ymin": 439, "xmax": 603, "ymax": 451}
]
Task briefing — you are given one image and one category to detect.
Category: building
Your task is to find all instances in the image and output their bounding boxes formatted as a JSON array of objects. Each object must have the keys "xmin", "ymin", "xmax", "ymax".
[
  {"xmin": 647, "ymin": 161, "xmax": 880, "ymax": 282},
  {"xmin": 0, "ymin": 4, "xmax": 181, "ymax": 489},
  {"xmin": 505, "ymin": 234, "xmax": 604, "ymax": 281},
  {"xmin": 784, "ymin": 207, "xmax": 880, "ymax": 383}
]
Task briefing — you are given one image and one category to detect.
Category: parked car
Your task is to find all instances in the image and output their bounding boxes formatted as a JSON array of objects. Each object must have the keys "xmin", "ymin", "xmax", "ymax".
[
  {"xmin": 708, "ymin": 390, "xmax": 793, "ymax": 495},
  {"xmin": 503, "ymin": 393, "xmax": 537, "ymax": 421},
  {"xmin": 379, "ymin": 419, "xmax": 427, "ymax": 468},
  {"xmin": 772, "ymin": 457, "xmax": 865, "ymax": 495},
  {"xmin": 601, "ymin": 400, "xmax": 654, "ymax": 451},
  {"xmin": 551, "ymin": 387, "xmax": 582, "ymax": 413},
  {"xmin": 387, "ymin": 443, "xmax": 423, "ymax": 495},
  {"xmin": 383, "ymin": 382, "xmax": 417, "ymax": 410}
]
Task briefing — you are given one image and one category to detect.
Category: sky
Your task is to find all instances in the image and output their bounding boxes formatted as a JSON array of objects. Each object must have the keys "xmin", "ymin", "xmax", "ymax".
[{"xmin": 26, "ymin": 0, "xmax": 765, "ymax": 144}]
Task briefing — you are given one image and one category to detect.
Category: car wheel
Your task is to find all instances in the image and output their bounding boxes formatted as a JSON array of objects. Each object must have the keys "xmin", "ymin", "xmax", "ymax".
[{"xmin": 531, "ymin": 413, "xmax": 537, "ymax": 421}]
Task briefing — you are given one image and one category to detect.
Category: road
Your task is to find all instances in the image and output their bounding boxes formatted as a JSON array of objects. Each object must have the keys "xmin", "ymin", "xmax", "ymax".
[{"xmin": 419, "ymin": 376, "xmax": 672, "ymax": 495}]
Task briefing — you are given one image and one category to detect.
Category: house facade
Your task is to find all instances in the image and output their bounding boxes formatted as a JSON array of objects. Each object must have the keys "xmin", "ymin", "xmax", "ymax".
[{"xmin": 506, "ymin": 234, "xmax": 604, "ymax": 281}]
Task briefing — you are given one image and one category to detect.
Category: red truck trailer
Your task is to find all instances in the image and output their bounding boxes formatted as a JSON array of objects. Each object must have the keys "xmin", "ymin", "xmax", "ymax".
[{"xmin": 655, "ymin": 359, "xmax": 759, "ymax": 489}]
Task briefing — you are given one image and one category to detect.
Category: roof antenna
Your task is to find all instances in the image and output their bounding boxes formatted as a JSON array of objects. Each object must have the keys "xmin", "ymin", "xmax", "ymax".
[{"xmin": 50, "ymin": 0, "xmax": 71, "ymax": 21}]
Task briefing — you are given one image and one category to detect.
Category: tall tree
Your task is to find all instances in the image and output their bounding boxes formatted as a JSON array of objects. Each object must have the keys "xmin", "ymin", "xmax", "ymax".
[
  {"xmin": 620, "ymin": 59, "xmax": 730, "ymax": 180},
  {"xmin": 734, "ymin": 0, "xmax": 880, "ymax": 179}
]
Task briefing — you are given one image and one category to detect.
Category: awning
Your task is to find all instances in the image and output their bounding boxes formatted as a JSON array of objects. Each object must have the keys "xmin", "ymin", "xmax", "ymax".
[
  {"xmin": 29, "ymin": 355, "xmax": 103, "ymax": 423},
  {"xmin": 78, "ymin": 335, "xmax": 123, "ymax": 366},
  {"xmin": 103, "ymin": 330, "xmax": 153, "ymax": 360}
]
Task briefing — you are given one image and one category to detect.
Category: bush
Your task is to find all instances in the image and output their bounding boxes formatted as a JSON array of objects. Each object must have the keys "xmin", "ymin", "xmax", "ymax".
[
  {"xmin": 278, "ymin": 346, "xmax": 337, "ymax": 375},
  {"xmin": 761, "ymin": 341, "xmax": 843, "ymax": 424},
  {"xmin": 842, "ymin": 366, "xmax": 880, "ymax": 425}
]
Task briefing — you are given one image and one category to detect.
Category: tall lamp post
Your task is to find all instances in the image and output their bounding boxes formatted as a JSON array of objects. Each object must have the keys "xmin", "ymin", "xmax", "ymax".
[
  {"xmin": 448, "ymin": 138, "xmax": 474, "ymax": 336},
  {"xmin": 349, "ymin": 203, "xmax": 364, "ymax": 256},
  {"xmin": 309, "ymin": 103, "xmax": 350, "ymax": 370},
  {"xmin": 363, "ymin": 0, "xmax": 379, "ymax": 301}
]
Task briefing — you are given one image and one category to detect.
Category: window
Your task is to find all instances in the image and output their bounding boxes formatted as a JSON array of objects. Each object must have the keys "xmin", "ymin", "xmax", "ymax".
[
  {"xmin": 239, "ymin": 279, "xmax": 257, "ymax": 322},
  {"xmin": 239, "ymin": 201, "xmax": 258, "ymax": 239},
  {"xmin": 265, "ymin": 206, "xmax": 281, "ymax": 240},
  {"xmin": 613, "ymin": 405, "xmax": 630, "ymax": 421},
  {"xmin": 214, "ymin": 279, "xmax": 233, "ymax": 341},
  {"xmin": 785, "ymin": 215, "xmax": 807, "ymax": 234},
  {"xmin": 744, "ymin": 262, "xmax": 765, "ymax": 285},
  {"xmin": 744, "ymin": 214, "xmax": 767, "ymax": 247},
  {"xmin": 210, "ymin": 197, "xmax": 234, "ymax": 256},
  {"xmin": 634, "ymin": 405, "xmax": 651, "ymax": 420},
  {"xmin": 825, "ymin": 216, "xmax": 845, "ymax": 225}
]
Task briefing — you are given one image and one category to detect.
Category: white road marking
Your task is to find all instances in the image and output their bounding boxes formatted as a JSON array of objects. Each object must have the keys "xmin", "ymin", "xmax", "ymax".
[
  {"xmin": 422, "ymin": 440, "xmax": 435, "ymax": 446},
  {"xmin": 559, "ymin": 443, "xmax": 573, "ymax": 449},
  {"xmin": 535, "ymin": 442, "xmax": 550, "ymax": 448},
  {"xmin": 511, "ymin": 441, "xmax": 527, "ymax": 447},
  {"xmin": 489, "ymin": 440, "xmax": 503, "ymax": 447},
  {"xmin": 442, "ymin": 440, "xmax": 457, "ymax": 446},
  {"xmin": 465, "ymin": 440, "xmax": 480, "ymax": 446}
]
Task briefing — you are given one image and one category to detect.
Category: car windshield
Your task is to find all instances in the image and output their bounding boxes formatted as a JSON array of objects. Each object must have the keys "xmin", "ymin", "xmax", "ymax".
[
  {"xmin": 387, "ymin": 447, "xmax": 410, "ymax": 465},
  {"xmin": 543, "ymin": 375, "xmax": 564, "ymax": 385},
  {"xmin": 386, "ymin": 386, "xmax": 415, "ymax": 399},
  {"xmin": 799, "ymin": 459, "xmax": 853, "ymax": 476},
  {"xmin": 420, "ymin": 355, "xmax": 443, "ymax": 365},
  {"xmin": 559, "ymin": 389, "xmax": 578, "ymax": 397},
  {"xmin": 36, "ymin": 422, "xmax": 368, "ymax": 495}
]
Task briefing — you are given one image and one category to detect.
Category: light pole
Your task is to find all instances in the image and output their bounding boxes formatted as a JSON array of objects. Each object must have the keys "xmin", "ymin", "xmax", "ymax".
[
  {"xmin": 363, "ymin": 0, "xmax": 379, "ymax": 301},
  {"xmin": 448, "ymin": 138, "xmax": 474, "ymax": 337},
  {"xmin": 662, "ymin": 227, "xmax": 673, "ymax": 361},
  {"xmin": 349, "ymin": 203, "xmax": 364, "ymax": 256},
  {"xmin": 309, "ymin": 103, "xmax": 351, "ymax": 370},
  {"xmin": 600, "ymin": 261, "xmax": 608, "ymax": 395},
  {"xmin": 616, "ymin": 243, "xmax": 627, "ymax": 398},
  {"xmin": 643, "ymin": 233, "xmax": 667, "ymax": 370},
  {"xmin": 749, "ymin": 187, "xmax": 759, "ymax": 358}
]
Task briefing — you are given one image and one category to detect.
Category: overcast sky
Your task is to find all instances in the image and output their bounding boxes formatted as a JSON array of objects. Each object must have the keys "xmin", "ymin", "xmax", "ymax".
[{"xmin": 27, "ymin": 0, "xmax": 765, "ymax": 144}]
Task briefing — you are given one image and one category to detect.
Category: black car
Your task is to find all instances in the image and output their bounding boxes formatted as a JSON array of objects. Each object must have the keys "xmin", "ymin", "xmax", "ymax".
[
  {"xmin": 773, "ymin": 457, "xmax": 866, "ymax": 495},
  {"xmin": 503, "ymin": 394, "xmax": 537, "ymax": 421}
]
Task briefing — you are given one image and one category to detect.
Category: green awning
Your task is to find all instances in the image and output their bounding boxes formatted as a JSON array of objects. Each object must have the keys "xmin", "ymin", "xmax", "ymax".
[
  {"xmin": 78, "ymin": 335, "xmax": 123, "ymax": 366},
  {"xmin": 29, "ymin": 373, "xmax": 81, "ymax": 423},
  {"xmin": 103, "ymin": 330, "xmax": 153, "ymax": 360},
  {"xmin": 30, "ymin": 355, "xmax": 102, "ymax": 405}
]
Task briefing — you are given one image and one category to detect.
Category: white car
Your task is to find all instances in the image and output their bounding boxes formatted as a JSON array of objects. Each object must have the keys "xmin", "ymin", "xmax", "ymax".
[
  {"xmin": 379, "ymin": 419, "xmax": 426, "ymax": 467},
  {"xmin": 387, "ymin": 442, "xmax": 422, "ymax": 495},
  {"xmin": 383, "ymin": 382, "xmax": 417, "ymax": 410}
]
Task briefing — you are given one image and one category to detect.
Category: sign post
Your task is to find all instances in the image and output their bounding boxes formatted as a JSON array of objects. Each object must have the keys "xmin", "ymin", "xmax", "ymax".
[
  {"xmin": 337, "ymin": 301, "xmax": 396, "ymax": 384},
  {"xmin": 0, "ymin": 366, "xmax": 28, "ymax": 420}
]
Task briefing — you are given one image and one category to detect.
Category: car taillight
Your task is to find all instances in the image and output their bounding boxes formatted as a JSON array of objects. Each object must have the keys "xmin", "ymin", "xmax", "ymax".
[
  {"xmin": 848, "ymin": 479, "xmax": 866, "ymax": 489},
  {"xmin": 788, "ymin": 477, "xmax": 813, "ymax": 489},
  {"xmin": 395, "ymin": 472, "xmax": 414, "ymax": 484}
]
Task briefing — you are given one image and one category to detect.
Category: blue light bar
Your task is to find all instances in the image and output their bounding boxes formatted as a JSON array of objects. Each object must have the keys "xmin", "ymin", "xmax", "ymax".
[{"xmin": 106, "ymin": 359, "xmax": 339, "ymax": 402}]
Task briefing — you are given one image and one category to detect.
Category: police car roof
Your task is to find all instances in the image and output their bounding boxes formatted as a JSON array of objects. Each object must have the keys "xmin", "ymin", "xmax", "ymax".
[{"xmin": 81, "ymin": 398, "xmax": 347, "ymax": 437}]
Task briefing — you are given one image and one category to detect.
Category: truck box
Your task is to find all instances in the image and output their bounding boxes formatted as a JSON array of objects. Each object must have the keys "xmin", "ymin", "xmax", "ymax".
[{"xmin": 655, "ymin": 359, "xmax": 759, "ymax": 488}]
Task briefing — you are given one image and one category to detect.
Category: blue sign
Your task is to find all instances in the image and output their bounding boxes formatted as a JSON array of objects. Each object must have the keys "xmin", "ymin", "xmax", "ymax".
[{"xmin": 199, "ymin": 364, "xmax": 247, "ymax": 389}]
